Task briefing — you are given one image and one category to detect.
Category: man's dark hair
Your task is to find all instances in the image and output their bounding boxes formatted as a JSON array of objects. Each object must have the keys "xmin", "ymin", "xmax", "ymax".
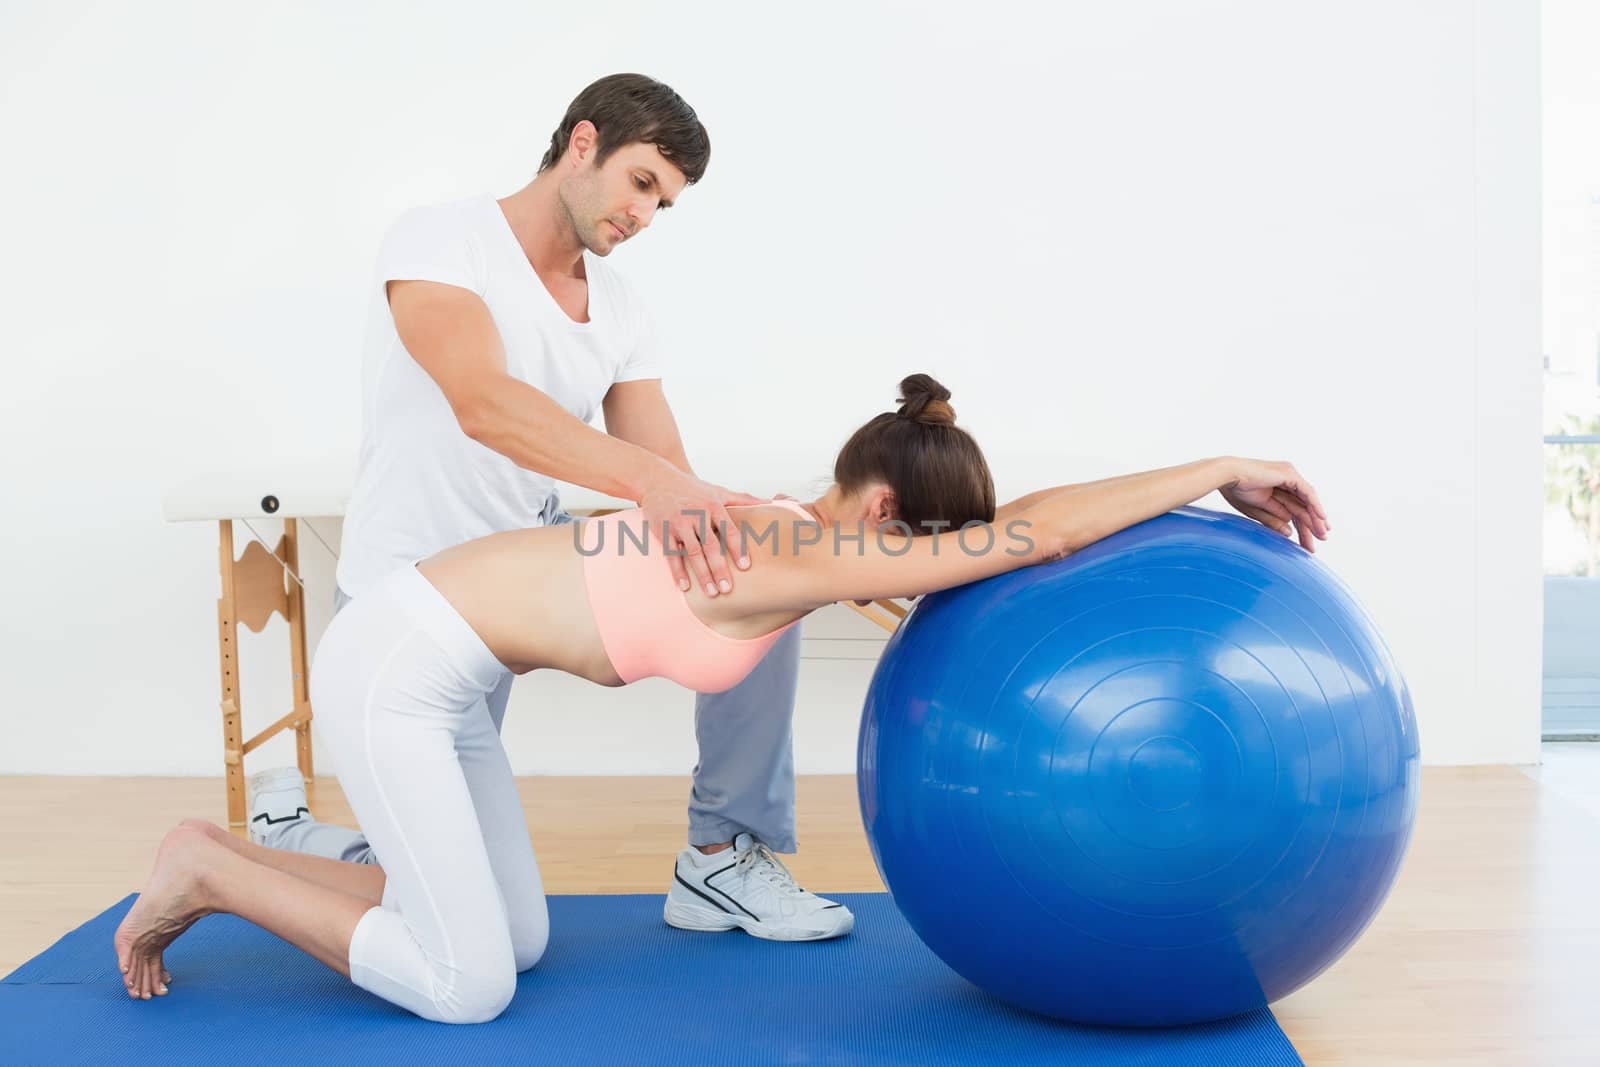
[{"xmin": 538, "ymin": 73, "xmax": 710, "ymax": 184}]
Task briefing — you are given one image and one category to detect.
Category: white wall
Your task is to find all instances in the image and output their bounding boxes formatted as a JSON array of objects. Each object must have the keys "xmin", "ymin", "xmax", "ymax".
[
  {"xmin": 1543, "ymin": 0, "xmax": 1600, "ymax": 385},
  {"xmin": 0, "ymin": 0, "xmax": 1541, "ymax": 775}
]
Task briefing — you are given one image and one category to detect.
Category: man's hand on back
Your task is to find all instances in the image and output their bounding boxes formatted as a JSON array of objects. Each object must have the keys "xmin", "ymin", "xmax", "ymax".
[{"xmin": 637, "ymin": 465, "xmax": 767, "ymax": 597}]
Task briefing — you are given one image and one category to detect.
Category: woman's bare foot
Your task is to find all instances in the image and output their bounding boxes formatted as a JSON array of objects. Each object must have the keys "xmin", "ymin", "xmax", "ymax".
[{"xmin": 113, "ymin": 825, "xmax": 220, "ymax": 1000}]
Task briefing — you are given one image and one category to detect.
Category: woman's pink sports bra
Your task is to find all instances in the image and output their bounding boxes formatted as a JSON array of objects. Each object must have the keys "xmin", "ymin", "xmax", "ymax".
[{"xmin": 579, "ymin": 498, "xmax": 812, "ymax": 693}]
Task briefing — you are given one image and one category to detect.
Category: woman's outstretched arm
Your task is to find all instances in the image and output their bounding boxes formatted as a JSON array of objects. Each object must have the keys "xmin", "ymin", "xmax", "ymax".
[
  {"xmin": 1018, "ymin": 455, "xmax": 1328, "ymax": 560},
  {"xmin": 775, "ymin": 456, "xmax": 1328, "ymax": 610},
  {"xmin": 993, "ymin": 469, "xmax": 1152, "ymax": 524}
]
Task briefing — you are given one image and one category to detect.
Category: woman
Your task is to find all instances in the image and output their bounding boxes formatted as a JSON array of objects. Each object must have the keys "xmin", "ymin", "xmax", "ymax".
[{"xmin": 113, "ymin": 374, "xmax": 1328, "ymax": 1023}]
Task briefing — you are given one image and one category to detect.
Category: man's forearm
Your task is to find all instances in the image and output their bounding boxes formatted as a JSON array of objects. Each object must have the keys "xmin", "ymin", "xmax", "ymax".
[
  {"xmin": 463, "ymin": 375, "xmax": 667, "ymax": 502},
  {"xmin": 600, "ymin": 380, "xmax": 696, "ymax": 477},
  {"xmin": 650, "ymin": 442, "xmax": 693, "ymax": 477}
]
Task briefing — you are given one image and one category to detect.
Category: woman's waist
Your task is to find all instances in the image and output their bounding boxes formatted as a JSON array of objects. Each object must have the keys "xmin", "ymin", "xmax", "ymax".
[{"xmin": 423, "ymin": 531, "xmax": 622, "ymax": 684}]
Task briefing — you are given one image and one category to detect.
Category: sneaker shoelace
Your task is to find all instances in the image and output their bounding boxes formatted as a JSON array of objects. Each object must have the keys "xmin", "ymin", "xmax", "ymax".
[{"xmin": 734, "ymin": 840, "xmax": 808, "ymax": 897}]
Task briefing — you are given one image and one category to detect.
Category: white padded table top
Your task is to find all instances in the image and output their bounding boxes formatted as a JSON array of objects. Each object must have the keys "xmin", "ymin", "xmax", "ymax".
[
  {"xmin": 161, "ymin": 450, "xmax": 1081, "ymax": 522},
  {"xmin": 161, "ymin": 464, "xmax": 357, "ymax": 521},
  {"xmin": 160, "ymin": 457, "xmax": 830, "ymax": 522}
]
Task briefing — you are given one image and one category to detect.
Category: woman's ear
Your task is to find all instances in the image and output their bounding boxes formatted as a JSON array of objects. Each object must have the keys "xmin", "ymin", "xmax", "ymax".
[{"xmin": 866, "ymin": 486, "xmax": 898, "ymax": 527}]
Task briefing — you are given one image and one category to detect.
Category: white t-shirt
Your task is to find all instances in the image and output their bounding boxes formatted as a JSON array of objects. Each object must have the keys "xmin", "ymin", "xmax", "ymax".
[{"xmin": 336, "ymin": 194, "xmax": 663, "ymax": 599}]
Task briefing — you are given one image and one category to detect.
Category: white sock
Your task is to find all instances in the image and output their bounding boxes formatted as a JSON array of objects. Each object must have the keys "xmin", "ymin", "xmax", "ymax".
[{"xmin": 685, "ymin": 845, "xmax": 732, "ymax": 867}]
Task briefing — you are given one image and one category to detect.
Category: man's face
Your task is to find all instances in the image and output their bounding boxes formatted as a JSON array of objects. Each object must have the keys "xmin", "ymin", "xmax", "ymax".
[{"xmin": 559, "ymin": 139, "xmax": 688, "ymax": 256}]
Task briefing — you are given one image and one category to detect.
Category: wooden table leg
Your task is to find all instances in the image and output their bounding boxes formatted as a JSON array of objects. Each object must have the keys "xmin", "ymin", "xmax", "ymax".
[
  {"xmin": 283, "ymin": 519, "xmax": 315, "ymax": 785},
  {"xmin": 213, "ymin": 517, "xmax": 319, "ymax": 827},
  {"xmin": 216, "ymin": 520, "xmax": 247, "ymax": 826},
  {"xmin": 847, "ymin": 598, "xmax": 910, "ymax": 634}
]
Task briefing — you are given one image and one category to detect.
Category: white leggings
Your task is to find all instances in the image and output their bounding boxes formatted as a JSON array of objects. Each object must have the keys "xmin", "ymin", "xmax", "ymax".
[{"xmin": 309, "ymin": 562, "xmax": 547, "ymax": 1023}]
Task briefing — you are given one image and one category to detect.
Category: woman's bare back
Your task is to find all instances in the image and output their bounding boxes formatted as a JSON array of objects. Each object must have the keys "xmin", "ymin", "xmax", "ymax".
[{"xmin": 415, "ymin": 506, "xmax": 821, "ymax": 683}]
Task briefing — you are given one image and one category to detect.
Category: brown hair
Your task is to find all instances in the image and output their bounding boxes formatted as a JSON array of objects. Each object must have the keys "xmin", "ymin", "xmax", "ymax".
[
  {"xmin": 833, "ymin": 374, "xmax": 996, "ymax": 534},
  {"xmin": 538, "ymin": 73, "xmax": 710, "ymax": 184}
]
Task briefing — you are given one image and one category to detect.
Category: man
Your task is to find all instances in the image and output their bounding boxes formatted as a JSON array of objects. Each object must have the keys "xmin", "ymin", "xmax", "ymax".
[{"xmin": 249, "ymin": 73, "xmax": 852, "ymax": 942}]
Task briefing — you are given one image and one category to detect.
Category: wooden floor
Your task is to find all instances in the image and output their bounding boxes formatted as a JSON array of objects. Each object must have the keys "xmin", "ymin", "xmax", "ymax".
[{"xmin": 3, "ymin": 767, "xmax": 1597, "ymax": 1065}]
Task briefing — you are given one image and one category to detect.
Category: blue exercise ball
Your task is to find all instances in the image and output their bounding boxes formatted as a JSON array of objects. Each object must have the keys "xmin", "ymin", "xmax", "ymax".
[{"xmin": 858, "ymin": 506, "xmax": 1419, "ymax": 1027}]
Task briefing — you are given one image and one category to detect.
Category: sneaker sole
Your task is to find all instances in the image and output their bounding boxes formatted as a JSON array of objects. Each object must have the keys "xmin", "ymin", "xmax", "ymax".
[{"xmin": 663, "ymin": 897, "xmax": 854, "ymax": 942}]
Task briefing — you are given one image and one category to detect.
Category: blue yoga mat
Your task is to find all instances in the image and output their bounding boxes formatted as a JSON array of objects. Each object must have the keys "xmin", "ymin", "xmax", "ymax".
[{"xmin": 4, "ymin": 893, "xmax": 1302, "ymax": 1065}]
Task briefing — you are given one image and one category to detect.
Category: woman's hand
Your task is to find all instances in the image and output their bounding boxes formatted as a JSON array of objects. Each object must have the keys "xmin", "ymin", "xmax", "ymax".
[{"xmin": 1218, "ymin": 457, "xmax": 1331, "ymax": 553}]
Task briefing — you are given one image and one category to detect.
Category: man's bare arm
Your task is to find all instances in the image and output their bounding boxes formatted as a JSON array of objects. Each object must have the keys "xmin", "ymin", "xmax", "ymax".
[
  {"xmin": 388, "ymin": 278, "xmax": 755, "ymax": 593},
  {"xmin": 601, "ymin": 379, "xmax": 693, "ymax": 475},
  {"xmin": 388, "ymin": 279, "xmax": 667, "ymax": 500}
]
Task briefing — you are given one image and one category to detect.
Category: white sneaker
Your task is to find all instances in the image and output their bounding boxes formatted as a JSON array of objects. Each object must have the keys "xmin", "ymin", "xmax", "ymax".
[
  {"xmin": 247, "ymin": 767, "xmax": 310, "ymax": 845},
  {"xmin": 664, "ymin": 832, "xmax": 854, "ymax": 942}
]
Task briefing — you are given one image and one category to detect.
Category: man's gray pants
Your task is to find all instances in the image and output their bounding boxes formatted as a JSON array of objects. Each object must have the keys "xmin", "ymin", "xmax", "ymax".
[{"xmin": 266, "ymin": 578, "xmax": 803, "ymax": 865}]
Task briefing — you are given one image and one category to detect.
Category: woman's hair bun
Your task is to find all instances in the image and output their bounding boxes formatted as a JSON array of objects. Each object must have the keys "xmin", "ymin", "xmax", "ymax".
[{"xmin": 897, "ymin": 373, "xmax": 956, "ymax": 426}]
